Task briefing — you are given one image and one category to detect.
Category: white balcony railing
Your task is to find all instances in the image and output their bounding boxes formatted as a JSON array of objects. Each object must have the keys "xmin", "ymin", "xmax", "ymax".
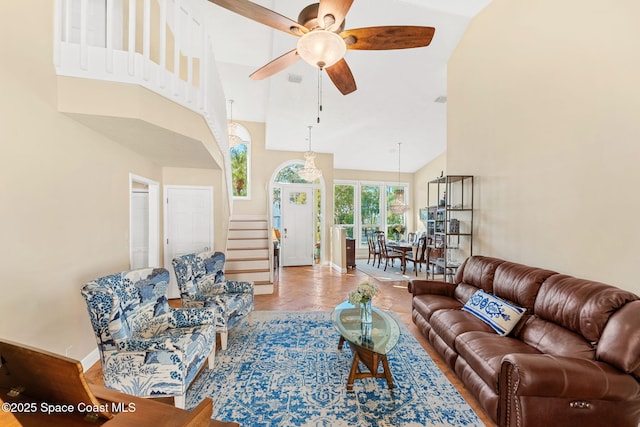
[{"xmin": 53, "ymin": 0, "xmax": 231, "ymax": 156}]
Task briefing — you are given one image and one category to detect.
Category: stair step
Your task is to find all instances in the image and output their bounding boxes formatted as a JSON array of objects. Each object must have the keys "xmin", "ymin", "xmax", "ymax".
[
  {"xmin": 229, "ymin": 221, "xmax": 268, "ymax": 230},
  {"xmin": 227, "ymin": 239, "xmax": 269, "ymax": 250},
  {"xmin": 226, "ymin": 268, "xmax": 270, "ymax": 274},
  {"xmin": 254, "ymin": 283, "xmax": 274, "ymax": 295},
  {"xmin": 226, "ymin": 270, "xmax": 271, "ymax": 282},
  {"xmin": 226, "ymin": 248, "xmax": 269, "ymax": 258},
  {"xmin": 226, "ymin": 259, "xmax": 269, "ymax": 270},
  {"xmin": 228, "ymin": 229, "xmax": 269, "ymax": 239},
  {"xmin": 230, "ymin": 215, "xmax": 268, "ymax": 221}
]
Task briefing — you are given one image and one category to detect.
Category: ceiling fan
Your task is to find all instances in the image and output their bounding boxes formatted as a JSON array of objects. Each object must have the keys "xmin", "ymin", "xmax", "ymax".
[{"xmin": 208, "ymin": 0, "xmax": 435, "ymax": 95}]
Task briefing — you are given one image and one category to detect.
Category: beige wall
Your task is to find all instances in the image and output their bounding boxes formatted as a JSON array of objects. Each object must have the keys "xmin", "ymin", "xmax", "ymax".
[
  {"xmin": 0, "ymin": 2, "xmax": 227, "ymax": 362},
  {"xmin": 447, "ymin": 0, "xmax": 640, "ymax": 293},
  {"xmin": 0, "ymin": 3, "xmax": 163, "ymax": 359}
]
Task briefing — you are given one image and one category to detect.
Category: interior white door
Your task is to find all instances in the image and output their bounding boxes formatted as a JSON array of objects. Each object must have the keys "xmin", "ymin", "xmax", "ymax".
[
  {"xmin": 281, "ymin": 185, "xmax": 314, "ymax": 266},
  {"xmin": 164, "ymin": 186, "xmax": 213, "ymax": 298},
  {"xmin": 130, "ymin": 190, "xmax": 149, "ymax": 269}
]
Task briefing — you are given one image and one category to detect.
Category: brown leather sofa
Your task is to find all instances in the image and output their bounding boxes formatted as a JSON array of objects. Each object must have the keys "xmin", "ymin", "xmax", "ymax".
[{"xmin": 408, "ymin": 255, "xmax": 640, "ymax": 427}]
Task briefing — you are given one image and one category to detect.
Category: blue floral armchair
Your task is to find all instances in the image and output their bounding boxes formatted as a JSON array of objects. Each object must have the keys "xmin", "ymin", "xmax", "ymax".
[
  {"xmin": 81, "ymin": 267, "xmax": 217, "ymax": 408},
  {"xmin": 172, "ymin": 251, "xmax": 254, "ymax": 350}
]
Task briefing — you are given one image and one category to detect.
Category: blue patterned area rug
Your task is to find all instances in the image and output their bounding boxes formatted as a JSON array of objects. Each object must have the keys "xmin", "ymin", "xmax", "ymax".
[{"xmin": 186, "ymin": 311, "xmax": 482, "ymax": 426}]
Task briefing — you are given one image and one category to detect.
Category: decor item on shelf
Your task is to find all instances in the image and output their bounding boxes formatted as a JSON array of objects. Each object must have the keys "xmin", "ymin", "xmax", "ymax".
[
  {"xmin": 208, "ymin": 1, "xmax": 436, "ymax": 95},
  {"xmin": 227, "ymin": 99, "xmax": 248, "ymax": 148},
  {"xmin": 348, "ymin": 281, "xmax": 379, "ymax": 324},
  {"xmin": 390, "ymin": 142, "xmax": 410, "ymax": 214},
  {"xmin": 298, "ymin": 125, "xmax": 322, "ymax": 182},
  {"xmin": 449, "ymin": 218, "xmax": 460, "ymax": 233}
]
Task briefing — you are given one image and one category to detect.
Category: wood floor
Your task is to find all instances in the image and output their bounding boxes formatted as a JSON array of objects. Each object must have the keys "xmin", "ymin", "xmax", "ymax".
[{"xmin": 87, "ymin": 263, "xmax": 495, "ymax": 426}]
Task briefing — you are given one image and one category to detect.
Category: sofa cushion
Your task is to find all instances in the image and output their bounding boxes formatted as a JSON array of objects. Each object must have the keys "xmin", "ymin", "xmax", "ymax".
[
  {"xmin": 535, "ymin": 274, "xmax": 638, "ymax": 343},
  {"xmin": 597, "ymin": 301, "xmax": 640, "ymax": 375},
  {"xmin": 430, "ymin": 308, "xmax": 495, "ymax": 350},
  {"xmin": 412, "ymin": 294, "xmax": 462, "ymax": 322},
  {"xmin": 518, "ymin": 316, "xmax": 596, "ymax": 359},
  {"xmin": 455, "ymin": 330, "xmax": 540, "ymax": 393},
  {"xmin": 493, "ymin": 262, "xmax": 556, "ymax": 312},
  {"xmin": 462, "ymin": 290, "xmax": 525, "ymax": 336},
  {"xmin": 454, "ymin": 256, "xmax": 505, "ymax": 290},
  {"xmin": 453, "ymin": 256, "xmax": 505, "ymax": 304}
]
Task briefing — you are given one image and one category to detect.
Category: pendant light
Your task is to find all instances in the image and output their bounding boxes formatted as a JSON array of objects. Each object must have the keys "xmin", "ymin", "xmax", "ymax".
[
  {"xmin": 298, "ymin": 126, "xmax": 322, "ymax": 182},
  {"xmin": 390, "ymin": 142, "xmax": 409, "ymax": 214},
  {"xmin": 228, "ymin": 99, "xmax": 248, "ymax": 148}
]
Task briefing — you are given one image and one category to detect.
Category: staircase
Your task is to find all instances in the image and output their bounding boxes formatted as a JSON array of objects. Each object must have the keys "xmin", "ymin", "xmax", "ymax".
[{"xmin": 225, "ymin": 215, "xmax": 274, "ymax": 295}]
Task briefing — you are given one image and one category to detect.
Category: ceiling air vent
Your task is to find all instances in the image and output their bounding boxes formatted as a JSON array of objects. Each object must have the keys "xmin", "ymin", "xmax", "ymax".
[{"xmin": 288, "ymin": 74, "xmax": 303, "ymax": 83}]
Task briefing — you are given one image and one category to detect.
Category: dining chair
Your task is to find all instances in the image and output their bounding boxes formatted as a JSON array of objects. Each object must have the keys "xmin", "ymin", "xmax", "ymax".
[
  {"xmin": 366, "ymin": 231, "xmax": 380, "ymax": 265},
  {"xmin": 405, "ymin": 235, "xmax": 427, "ymax": 276},
  {"xmin": 377, "ymin": 234, "xmax": 403, "ymax": 271}
]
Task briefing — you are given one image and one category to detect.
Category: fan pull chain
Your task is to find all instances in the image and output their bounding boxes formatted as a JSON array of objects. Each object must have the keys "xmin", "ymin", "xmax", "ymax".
[{"xmin": 317, "ymin": 68, "xmax": 323, "ymax": 123}]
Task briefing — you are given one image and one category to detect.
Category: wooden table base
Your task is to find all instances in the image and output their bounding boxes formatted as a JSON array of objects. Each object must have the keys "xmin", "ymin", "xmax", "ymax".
[{"xmin": 338, "ymin": 336, "xmax": 394, "ymax": 391}]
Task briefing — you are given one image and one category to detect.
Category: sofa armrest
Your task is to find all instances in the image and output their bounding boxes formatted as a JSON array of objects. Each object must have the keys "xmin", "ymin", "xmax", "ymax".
[
  {"xmin": 408, "ymin": 279, "xmax": 457, "ymax": 297},
  {"xmin": 500, "ymin": 353, "xmax": 640, "ymax": 400}
]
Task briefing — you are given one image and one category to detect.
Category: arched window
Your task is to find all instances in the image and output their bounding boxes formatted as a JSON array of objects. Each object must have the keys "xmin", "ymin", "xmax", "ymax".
[{"xmin": 230, "ymin": 124, "xmax": 251, "ymax": 198}]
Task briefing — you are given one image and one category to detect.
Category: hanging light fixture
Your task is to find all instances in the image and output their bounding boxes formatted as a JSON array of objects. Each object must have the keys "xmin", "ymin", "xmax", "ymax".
[
  {"xmin": 390, "ymin": 142, "xmax": 409, "ymax": 214},
  {"xmin": 298, "ymin": 126, "xmax": 322, "ymax": 182},
  {"xmin": 227, "ymin": 99, "xmax": 248, "ymax": 148}
]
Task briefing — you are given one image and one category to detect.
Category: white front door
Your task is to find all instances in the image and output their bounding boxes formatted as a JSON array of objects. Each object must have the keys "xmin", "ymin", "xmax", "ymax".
[
  {"xmin": 164, "ymin": 186, "xmax": 213, "ymax": 299},
  {"xmin": 281, "ymin": 185, "xmax": 314, "ymax": 266}
]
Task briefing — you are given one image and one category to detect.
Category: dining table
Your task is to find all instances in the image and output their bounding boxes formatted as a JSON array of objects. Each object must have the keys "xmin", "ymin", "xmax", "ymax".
[{"xmin": 385, "ymin": 240, "xmax": 417, "ymax": 274}]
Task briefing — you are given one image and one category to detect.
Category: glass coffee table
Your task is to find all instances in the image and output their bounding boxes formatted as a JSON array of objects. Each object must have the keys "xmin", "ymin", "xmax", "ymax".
[{"xmin": 331, "ymin": 301, "xmax": 401, "ymax": 390}]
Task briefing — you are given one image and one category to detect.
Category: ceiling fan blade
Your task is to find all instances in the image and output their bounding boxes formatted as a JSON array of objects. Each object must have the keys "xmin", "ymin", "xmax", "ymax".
[
  {"xmin": 249, "ymin": 49, "xmax": 300, "ymax": 80},
  {"xmin": 325, "ymin": 58, "xmax": 357, "ymax": 95},
  {"xmin": 208, "ymin": 0, "xmax": 307, "ymax": 36},
  {"xmin": 318, "ymin": 0, "xmax": 354, "ymax": 32},
  {"xmin": 342, "ymin": 26, "xmax": 435, "ymax": 50}
]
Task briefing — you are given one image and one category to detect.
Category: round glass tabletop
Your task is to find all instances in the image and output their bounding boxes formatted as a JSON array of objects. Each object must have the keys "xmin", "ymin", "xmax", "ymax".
[{"xmin": 330, "ymin": 301, "xmax": 400, "ymax": 355}]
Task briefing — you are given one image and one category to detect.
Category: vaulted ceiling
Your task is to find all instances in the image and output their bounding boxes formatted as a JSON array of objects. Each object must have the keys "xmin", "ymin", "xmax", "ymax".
[{"xmin": 205, "ymin": 0, "xmax": 491, "ymax": 173}]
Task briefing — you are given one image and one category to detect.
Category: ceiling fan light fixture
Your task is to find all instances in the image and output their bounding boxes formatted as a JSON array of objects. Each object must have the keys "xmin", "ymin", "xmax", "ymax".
[{"xmin": 296, "ymin": 30, "xmax": 346, "ymax": 69}]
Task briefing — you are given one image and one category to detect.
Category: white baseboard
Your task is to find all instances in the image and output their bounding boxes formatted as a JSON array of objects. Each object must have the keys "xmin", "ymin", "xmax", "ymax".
[
  {"xmin": 331, "ymin": 263, "xmax": 346, "ymax": 274},
  {"xmin": 81, "ymin": 347, "xmax": 100, "ymax": 372}
]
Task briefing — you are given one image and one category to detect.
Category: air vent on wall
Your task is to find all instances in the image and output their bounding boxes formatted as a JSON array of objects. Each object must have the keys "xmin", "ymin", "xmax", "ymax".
[{"xmin": 434, "ymin": 96, "xmax": 447, "ymax": 103}]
